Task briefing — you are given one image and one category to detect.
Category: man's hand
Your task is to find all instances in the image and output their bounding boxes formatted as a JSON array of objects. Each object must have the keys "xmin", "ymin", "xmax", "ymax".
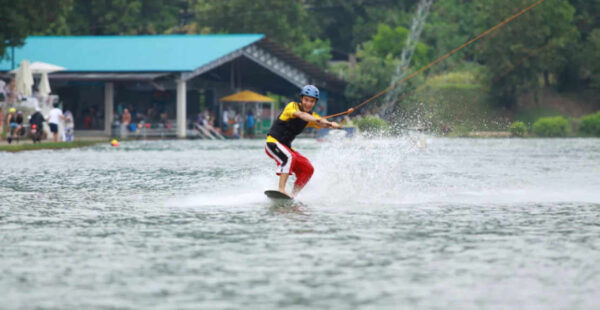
[
  {"xmin": 329, "ymin": 121, "xmax": 342, "ymax": 129},
  {"xmin": 317, "ymin": 118, "xmax": 341, "ymax": 129}
]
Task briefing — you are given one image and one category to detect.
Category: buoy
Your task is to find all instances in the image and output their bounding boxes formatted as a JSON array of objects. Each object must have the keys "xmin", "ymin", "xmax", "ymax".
[
  {"xmin": 111, "ymin": 139, "xmax": 119, "ymax": 147},
  {"xmin": 348, "ymin": 108, "xmax": 355, "ymax": 114}
]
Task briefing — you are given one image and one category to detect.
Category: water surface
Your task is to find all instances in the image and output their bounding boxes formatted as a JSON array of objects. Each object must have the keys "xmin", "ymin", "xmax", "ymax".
[{"xmin": 1, "ymin": 137, "xmax": 599, "ymax": 309}]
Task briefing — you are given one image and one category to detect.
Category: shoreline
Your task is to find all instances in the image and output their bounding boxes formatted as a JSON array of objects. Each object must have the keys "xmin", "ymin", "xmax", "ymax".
[{"xmin": 0, "ymin": 140, "xmax": 107, "ymax": 152}]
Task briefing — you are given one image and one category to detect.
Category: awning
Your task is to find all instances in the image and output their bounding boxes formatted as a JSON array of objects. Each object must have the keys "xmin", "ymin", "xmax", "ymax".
[
  {"xmin": 48, "ymin": 72, "xmax": 169, "ymax": 81},
  {"xmin": 220, "ymin": 90, "xmax": 274, "ymax": 102}
]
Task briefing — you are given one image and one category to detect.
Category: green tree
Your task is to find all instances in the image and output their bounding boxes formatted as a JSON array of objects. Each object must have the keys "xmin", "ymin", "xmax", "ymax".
[
  {"xmin": 64, "ymin": 0, "xmax": 142, "ymax": 35},
  {"xmin": 302, "ymin": 0, "xmax": 416, "ymax": 55},
  {"xmin": 423, "ymin": 0, "xmax": 485, "ymax": 72},
  {"xmin": 0, "ymin": 0, "xmax": 65, "ymax": 57},
  {"xmin": 344, "ymin": 47, "xmax": 398, "ymax": 103},
  {"xmin": 584, "ymin": 28, "xmax": 600, "ymax": 89},
  {"xmin": 556, "ymin": 0, "xmax": 600, "ymax": 91},
  {"xmin": 293, "ymin": 38, "xmax": 332, "ymax": 68},
  {"xmin": 351, "ymin": 1, "xmax": 414, "ymax": 51},
  {"xmin": 371, "ymin": 24, "xmax": 409, "ymax": 58},
  {"xmin": 37, "ymin": 0, "xmax": 188, "ymax": 36},
  {"xmin": 136, "ymin": 0, "xmax": 185, "ymax": 34},
  {"xmin": 475, "ymin": 0, "xmax": 577, "ymax": 107},
  {"xmin": 193, "ymin": 0, "xmax": 314, "ymax": 49},
  {"xmin": 305, "ymin": 0, "xmax": 368, "ymax": 54},
  {"xmin": 369, "ymin": 24, "xmax": 431, "ymax": 68}
]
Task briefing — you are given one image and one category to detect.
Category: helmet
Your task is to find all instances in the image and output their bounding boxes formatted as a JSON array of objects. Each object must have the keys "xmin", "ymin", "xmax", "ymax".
[
  {"xmin": 300, "ymin": 85, "xmax": 319, "ymax": 100},
  {"xmin": 17, "ymin": 110, "xmax": 22, "ymax": 115},
  {"xmin": 9, "ymin": 107, "xmax": 16, "ymax": 113}
]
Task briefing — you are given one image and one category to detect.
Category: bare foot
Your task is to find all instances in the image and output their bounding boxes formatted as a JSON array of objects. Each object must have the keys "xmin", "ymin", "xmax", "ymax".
[{"xmin": 279, "ymin": 190, "xmax": 293, "ymax": 198}]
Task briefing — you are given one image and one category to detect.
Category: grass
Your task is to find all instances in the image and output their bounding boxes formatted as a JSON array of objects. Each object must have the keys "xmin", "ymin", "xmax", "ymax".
[
  {"xmin": 400, "ymin": 81, "xmax": 509, "ymax": 135},
  {"xmin": 513, "ymin": 106, "xmax": 564, "ymax": 126},
  {"xmin": 0, "ymin": 140, "xmax": 107, "ymax": 152}
]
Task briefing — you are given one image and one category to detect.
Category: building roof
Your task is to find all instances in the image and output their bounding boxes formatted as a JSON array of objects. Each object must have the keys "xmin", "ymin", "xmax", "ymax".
[
  {"xmin": 220, "ymin": 90, "xmax": 275, "ymax": 102},
  {"xmin": 0, "ymin": 34, "xmax": 346, "ymax": 94},
  {"xmin": 0, "ymin": 34, "xmax": 264, "ymax": 72},
  {"xmin": 256, "ymin": 38, "xmax": 346, "ymax": 93}
]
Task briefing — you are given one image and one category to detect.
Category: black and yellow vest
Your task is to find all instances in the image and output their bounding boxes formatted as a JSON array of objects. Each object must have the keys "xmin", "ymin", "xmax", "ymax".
[{"xmin": 267, "ymin": 101, "xmax": 320, "ymax": 148}]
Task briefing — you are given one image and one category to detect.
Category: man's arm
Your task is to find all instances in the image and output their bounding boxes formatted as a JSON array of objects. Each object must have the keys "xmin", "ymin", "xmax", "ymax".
[{"xmin": 292, "ymin": 111, "xmax": 341, "ymax": 129}]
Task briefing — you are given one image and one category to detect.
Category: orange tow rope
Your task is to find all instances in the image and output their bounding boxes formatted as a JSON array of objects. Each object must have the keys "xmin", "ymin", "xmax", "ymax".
[{"xmin": 324, "ymin": 0, "xmax": 547, "ymax": 119}]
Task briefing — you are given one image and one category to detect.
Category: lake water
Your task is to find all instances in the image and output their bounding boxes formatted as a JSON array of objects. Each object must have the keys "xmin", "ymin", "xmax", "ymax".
[{"xmin": 1, "ymin": 137, "xmax": 599, "ymax": 309}]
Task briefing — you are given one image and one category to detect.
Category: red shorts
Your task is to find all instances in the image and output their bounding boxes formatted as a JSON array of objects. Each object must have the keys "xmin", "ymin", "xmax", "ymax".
[{"xmin": 265, "ymin": 142, "xmax": 314, "ymax": 188}]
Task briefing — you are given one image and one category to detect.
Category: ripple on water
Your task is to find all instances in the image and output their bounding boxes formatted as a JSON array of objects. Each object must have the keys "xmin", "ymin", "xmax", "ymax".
[{"xmin": 1, "ymin": 138, "xmax": 600, "ymax": 309}]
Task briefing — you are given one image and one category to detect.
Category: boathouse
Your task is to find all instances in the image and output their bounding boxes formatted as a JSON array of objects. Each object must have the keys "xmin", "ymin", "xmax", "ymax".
[{"xmin": 0, "ymin": 35, "xmax": 346, "ymax": 137}]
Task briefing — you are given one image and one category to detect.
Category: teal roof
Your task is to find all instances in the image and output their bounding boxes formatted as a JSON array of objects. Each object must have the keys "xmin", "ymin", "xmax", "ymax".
[{"xmin": 0, "ymin": 34, "xmax": 264, "ymax": 72}]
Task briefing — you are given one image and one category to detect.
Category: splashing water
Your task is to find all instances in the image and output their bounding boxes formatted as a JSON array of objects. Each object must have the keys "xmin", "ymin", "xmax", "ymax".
[
  {"xmin": 295, "ymin": 135, "xmax": 600, "ymax": 207},
  {"xmin": 167, "ymin": 135, "xmax": 600, "ymax": 208}
]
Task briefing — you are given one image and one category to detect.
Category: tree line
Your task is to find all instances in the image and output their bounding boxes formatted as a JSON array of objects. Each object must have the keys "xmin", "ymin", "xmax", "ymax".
[{"xmin": 1, "ymin": 0, "xmax": 598, "ymax": 108}]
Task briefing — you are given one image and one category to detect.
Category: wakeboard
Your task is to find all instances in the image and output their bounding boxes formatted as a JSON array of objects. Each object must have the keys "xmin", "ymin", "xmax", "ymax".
[{"xmin": 264, "ymin": 190, "xmax": 293, "ymax": 200}]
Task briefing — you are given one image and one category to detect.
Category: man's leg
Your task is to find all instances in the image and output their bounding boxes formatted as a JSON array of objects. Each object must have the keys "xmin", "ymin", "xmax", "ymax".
[
  {"xmin": 291, "ymin": 152, "xmax": 314, "ymax": 196},
  {"xmin": 266, "ymin": 142, "xmax": 294, "ymax": 197},
  {"xmin": 278, "ymin": 173, "xmax": 290, "ymax": 195}
]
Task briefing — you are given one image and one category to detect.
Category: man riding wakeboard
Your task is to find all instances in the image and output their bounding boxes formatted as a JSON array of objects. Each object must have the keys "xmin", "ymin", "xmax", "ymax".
[{"xmin": 265, "ymin": 85, "xmax": 341, "ymax": 198}]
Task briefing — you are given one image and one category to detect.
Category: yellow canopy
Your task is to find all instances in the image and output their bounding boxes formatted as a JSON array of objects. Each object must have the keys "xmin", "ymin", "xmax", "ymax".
[{"xmin": 220, "ymin": 90, "xmax": 274, "ymax": 102}]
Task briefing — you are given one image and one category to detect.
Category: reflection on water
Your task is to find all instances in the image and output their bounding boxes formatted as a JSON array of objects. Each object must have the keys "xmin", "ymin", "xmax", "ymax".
[{"xmin": 1, "ymin": 137, "xmax": 599, "ymax": 309}]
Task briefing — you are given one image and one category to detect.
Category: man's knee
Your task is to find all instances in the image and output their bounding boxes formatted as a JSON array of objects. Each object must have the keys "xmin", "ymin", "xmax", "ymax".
[{"xmin": 305, "ymin": 162, "xmax": 314, "ymax": 177}]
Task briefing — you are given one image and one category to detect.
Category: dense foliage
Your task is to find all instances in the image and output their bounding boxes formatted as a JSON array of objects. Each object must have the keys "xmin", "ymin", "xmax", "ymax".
[
  {"xmin": 354, "ymin": 115, "xmax": 390, "ymax": 134},
  {"xmin": 0, "ymin": 0, "xmax": 66, "ymax": 56},
  {"xmin": 2, "ymin": 0, "xmax": 599, "ymax": 112},
  {"xmin": 509, "ymin": 121, "xmax": 528, "ymax": 137},
  {"xmin": 532, "ymin": 116, "xmax": 569, "ymax": 137},
  {"xmin": 579, "ymin": 111, "xmax": 600, "ymax": 136}
]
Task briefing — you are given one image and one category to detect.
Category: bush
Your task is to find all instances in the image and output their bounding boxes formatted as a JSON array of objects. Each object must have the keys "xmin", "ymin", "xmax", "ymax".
[
  {"xmin": 579, "ymin": 111, "xmax": 600, "ymax": 137},
  {"xmin": 354, "ymin": 115, "xmax": 389, "ymax": 134},
  {"xmin": 532, "ymin": 116, "xmax": 569, "ymax": 137},
  {"xmin": 509, "ymin": 121, "xmax": 527, "ymax": 137}
]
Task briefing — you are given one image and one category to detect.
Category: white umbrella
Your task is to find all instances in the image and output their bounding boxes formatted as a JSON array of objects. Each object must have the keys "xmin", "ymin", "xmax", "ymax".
[
  {"xmin": 39, "ymin": 72, "xmax": 51, "ymax": 97},
  {"xmin": 11, "ymin": 61, "xmax": 66, "ymax": 74},
  {"xmin": 33, "ymin": 62, "xmax": 66, "ymax": 97},
  {"xmin": 15, "ymin": 60, "xmax": 34, "ymax": 97},
  {"xmin": 12, "ymin": 61, "xmax": 66, "ymax": 97},
  {"xmin": 30, "ymin": 61, "xmax": 66, "ymax": 74}
]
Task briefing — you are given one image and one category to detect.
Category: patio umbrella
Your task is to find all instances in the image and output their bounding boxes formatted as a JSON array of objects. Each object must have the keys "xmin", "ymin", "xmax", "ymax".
[
  {"xmin": 220, "ymin": 90, "xmax": 276, "ymax": 137},
  {"xmin": 29, "ymin": 61, "xmax": 66, "ymax": 74},
  {"xmin": 38, "ymin": 72, "xmax": 51, "ymax": 97},
  {"xmin": 31, "ymin": 61, "xmax": 66, "ymax": 96},
  {"xmin": 11, "ymin": 61, "xmax": 66, "ymax": 74},
  {"xmin": 14, "ymin": 60, "xmax": 34, "ymax": 97},
  {"xmin": 12, "ymin": 61, "xmax": 66, "ymax": 97}
]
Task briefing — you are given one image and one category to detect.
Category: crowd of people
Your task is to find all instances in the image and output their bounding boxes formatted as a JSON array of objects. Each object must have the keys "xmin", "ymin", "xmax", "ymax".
[
  {"xmin": 115, "ymin": 104, "xmax": 172, "ymax": 137},
  {"xmin": 215, "ymin": 107, "xmax": 257, "ymax": 139},
  {"xmin": 0, "ymin": 102, "xmax": 75, "ymax": 144},
  {"xmin": 0, "ymin": 78, "xmax": 75, "ymax": 144},
  {"xmin": 191, "ymin": 107, "xmax": 258, "ymax": 139}
]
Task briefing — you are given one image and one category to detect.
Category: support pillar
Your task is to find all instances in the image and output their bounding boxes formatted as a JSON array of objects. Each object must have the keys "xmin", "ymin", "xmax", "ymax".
[
  {"xmin": 104, "ymin": 82, "xmax": 114, "ymax": 136},
  {"xmin": 241, "ymin": 102, "xmax": 246, "ymax": 138},
  {"xmin": 176, "ymin": 76, "xmax": 187, "ymax": 138},
  {"xmin": 270, "ymin": 102, "xmax": 274, "ymax": 126}
]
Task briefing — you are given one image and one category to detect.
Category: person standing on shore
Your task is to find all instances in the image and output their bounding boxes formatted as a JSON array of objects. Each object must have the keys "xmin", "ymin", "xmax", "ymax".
[
  {"xmin": 246, "ymin": 109, "xmax": 255, "ymax": 139},
  {"xmin": 0, "ymin": 107, "xmax": 4, "ymax": 136},
  {"xmin": 63, "ymin": 110, "xmax": 75, "ymax": 142},
  {"xmin": 222, "ymin": 108, "xmax": 229, "ymax": 134},
  {"xmin": 29, "ymin": 108, "xmax": 45, "ymax": 143},
  {"xmin": 121, "ymin": 108, "xmax": 131, "ymax": 137},
  {"xmin": 47, "ymin": 102, "xmax": 64, "ymax": 142},
  {"xmin": 6, "ymin": 108, "xmax": 17, "ymax": 143}
]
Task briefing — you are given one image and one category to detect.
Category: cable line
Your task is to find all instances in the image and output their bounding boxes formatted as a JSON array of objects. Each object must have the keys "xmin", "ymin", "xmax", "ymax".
[{"xmin": 324, "ymin": 0, "xmax": 548, "ymax": 119}]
